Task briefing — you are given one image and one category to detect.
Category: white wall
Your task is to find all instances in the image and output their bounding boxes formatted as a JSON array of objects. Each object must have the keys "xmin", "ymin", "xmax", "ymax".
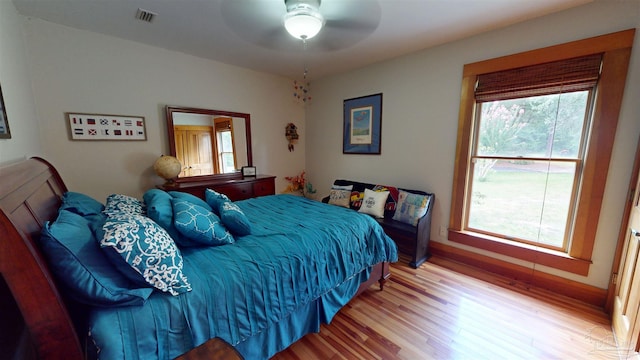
[
  {"xmin": 306, "ymin": 1, "xmax": 640, "ymax": 288},
  {"xmin": 0, "ymin": 1, "xmax": 41, "ymax": 164},
  {"xmin": 21, "ymin": 18, "xmax": 306, "ymax": 201}
]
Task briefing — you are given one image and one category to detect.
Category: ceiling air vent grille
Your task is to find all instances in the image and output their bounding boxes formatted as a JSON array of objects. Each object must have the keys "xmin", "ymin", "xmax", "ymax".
[{"xmin": 135, "ymin": 8, "xmax": 157, "ymax": 23}]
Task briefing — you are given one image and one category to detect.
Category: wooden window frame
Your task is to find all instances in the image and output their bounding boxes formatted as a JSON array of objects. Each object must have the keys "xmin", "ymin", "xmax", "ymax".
[{"xmin": 448, "ymin": 29, "xmax": 635, "ymax": 276}]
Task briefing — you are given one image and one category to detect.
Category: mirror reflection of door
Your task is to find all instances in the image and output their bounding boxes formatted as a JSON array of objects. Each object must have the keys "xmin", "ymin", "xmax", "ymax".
[
  {"xmin": 174, "ymin": 125, "xmax": 216, "ymax": 177},
  {"xmin": 172, "ymin": 111, "xmax": 245, "ymax": 177}
]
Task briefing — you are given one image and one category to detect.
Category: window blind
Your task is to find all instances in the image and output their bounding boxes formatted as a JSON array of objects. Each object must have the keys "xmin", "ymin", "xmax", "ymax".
[
  {"xmin": 475, "ymin": 53, "xmax": 603, "ymax": 102},
  {"xmin": 214, "ymin": 120, "xmax": 231, "ymax": 131}
]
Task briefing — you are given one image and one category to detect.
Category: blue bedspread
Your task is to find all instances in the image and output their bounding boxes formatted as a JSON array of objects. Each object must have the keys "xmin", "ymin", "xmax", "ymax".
[{"xmin": 88, "ymin": 195, "xmax": 397, "ymax": 359}]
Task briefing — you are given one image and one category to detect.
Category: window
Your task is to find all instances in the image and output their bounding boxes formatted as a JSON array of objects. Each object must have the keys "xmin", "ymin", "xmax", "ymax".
[
  {"xmin": 449, "ymin": 29, "xmax": 634, "ymax": 275},
  {"xmin": 214, "ymin": 117, "xmax": 237, "ymax": 174},
  {"xmin": 469, "ymin": 92, "xmax": 590, "ymax": 251}
]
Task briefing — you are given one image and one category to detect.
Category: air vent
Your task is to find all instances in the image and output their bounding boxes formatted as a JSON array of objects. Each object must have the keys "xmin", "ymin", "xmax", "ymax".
[{"xmin": 135, "ymin": 8, "xmax": 157, "ymax": 23}]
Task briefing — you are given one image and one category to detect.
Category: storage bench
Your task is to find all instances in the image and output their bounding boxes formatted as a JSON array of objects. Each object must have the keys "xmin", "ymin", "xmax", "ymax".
[{"xmin": 322, "ymin": 179, "xmax": 434, "ymax": 268}]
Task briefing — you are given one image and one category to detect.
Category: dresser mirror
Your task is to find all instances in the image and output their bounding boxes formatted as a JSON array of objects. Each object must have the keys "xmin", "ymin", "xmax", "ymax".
[{"xmin": 166, "ymin": 106, "xmax": 252, "ymax": 182}]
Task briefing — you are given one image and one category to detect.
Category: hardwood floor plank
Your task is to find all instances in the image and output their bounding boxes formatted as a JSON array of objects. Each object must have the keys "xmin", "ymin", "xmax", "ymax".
[{"xmin": 272, "ymin": 254, "xmax": 619, "ymax": 359}]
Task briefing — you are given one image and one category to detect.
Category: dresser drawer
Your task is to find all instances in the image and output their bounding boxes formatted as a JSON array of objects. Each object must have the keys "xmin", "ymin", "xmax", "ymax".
[
  {"xmin": 213, "ymin": 182, "xmax": 253, "ymax": 201},
  {"xmin": 252, "ymin": 179, "xmax": 275, "ymax": 197}
]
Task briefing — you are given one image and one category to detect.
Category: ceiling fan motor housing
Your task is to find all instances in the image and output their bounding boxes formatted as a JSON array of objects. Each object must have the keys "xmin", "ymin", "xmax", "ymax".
[
  {"xmin": 285, "ymin": 0, "xmax": 321, "ymax": 12},
  {"xmin": 283, "ymin": 0, "xmax": 325, "ymax": 40}
]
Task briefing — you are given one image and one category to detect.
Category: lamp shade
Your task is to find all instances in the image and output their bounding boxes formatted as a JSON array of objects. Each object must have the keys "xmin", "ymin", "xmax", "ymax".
[{"xmin": 283, "ymin": 6, "xmax": 324, "ymax": 40}]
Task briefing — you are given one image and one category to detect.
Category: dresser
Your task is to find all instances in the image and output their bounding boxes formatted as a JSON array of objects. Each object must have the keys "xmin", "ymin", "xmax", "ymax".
[{"xmin": 158, "ymin": 175, "xmax": 276, "ymax": 201}]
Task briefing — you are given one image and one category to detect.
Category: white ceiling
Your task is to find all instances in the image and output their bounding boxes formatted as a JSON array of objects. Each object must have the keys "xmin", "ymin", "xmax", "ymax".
[{"xmin": 12, "ymin": 0, "xmax": 593, "ymax": 80}]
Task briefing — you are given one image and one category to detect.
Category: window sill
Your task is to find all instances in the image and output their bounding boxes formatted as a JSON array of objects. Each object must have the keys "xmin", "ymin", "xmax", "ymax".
[{"xmin": 448, "ymin": 230, "xmax": 591, "ymax": 276}]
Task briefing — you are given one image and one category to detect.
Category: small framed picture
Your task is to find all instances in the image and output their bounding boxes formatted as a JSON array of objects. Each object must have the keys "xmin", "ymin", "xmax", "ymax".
[{"xmin": 241, "ymin": 166, "xmax": 257, "ymax": 177}]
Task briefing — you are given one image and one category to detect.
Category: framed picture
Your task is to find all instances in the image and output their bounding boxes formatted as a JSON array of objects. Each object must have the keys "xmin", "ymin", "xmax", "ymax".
[
  {"xmin": 343, "ymin": 93, "xmax": 382, "ymax": 154},
  {"xmin": 66, "ymin": 112, "xmax": 146, "ymax": 140},
  {"xmin": 241, "ymin": 166, "xmax": 257, "ymax": 177},
  {"xmin": 0, "ymin": 84, "xmax": 11, "ymax": 139}
]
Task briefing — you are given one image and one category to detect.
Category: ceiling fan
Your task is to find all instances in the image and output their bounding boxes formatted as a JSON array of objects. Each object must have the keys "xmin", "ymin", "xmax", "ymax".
[{"xmin": 220, "ymin": 0, "xmax": 381, "ymax": 52}]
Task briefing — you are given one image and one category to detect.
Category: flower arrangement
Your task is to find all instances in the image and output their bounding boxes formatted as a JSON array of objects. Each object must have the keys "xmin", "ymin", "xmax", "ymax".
[{"xmin": 284, "ymin": 170, "xmax": 317, "ymax": 198}]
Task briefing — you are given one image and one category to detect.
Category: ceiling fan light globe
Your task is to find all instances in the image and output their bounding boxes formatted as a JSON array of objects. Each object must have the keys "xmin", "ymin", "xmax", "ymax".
[{"xmin": 283, "ymin": 11, "xmax": 324, "ymax": 40}]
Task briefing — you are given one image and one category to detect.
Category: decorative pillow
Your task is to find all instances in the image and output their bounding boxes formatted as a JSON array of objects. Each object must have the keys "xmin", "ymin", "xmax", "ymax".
[
  {"xmin": 171, "ymin": 199, "xmax": 234, "ymax": 246},
  {"xmin": 357, "ymin": 188, "xmax": 390, "ymax": 218},
  {"xmin": 331, "ymin": 184, "xmax": 353, "ymax": 191},
  {"xmin": 39, "ymin": 210, "xmax": 153, "ymax": 306},
  {"xmin": 204, "ymin": 188, "xmax": 229, "ymax": 214},
  {"xmin": 392, "ymin": 190, "xmax": 431, "ymax": 226},
  {"xmin": 168, "ymin": 191, "xmax": 212, "ymax": 212},
  {"xmin": 100, "ymin": 213, "xmax": 191, "ymax": 296},
  {"xmin": 350, "ymin": 190, "xmax": 365, "ymax": 210},
  {"xmin": 373, "ymin": 185, "xmax": 399, "ymax": 215},
  {"xmin": 143, "ymin": 189, "xmax": 181, "ymax": 240},
  {"xmin": 103, "ymin": 194, "xmax": 145, "ymax": 216},
  {"xmin": 59, "ymin": 191, "xmax": 104, "ymax": 216},
  {"xmin": 219, "ymin": 200, "xmax": 252, "ymax": 236},
  {"xmin": 328, "ymin": 189, "xmax": 351, "ymax": 208},
  {"xmin": 205, "ymin": 188, "xmax": 251, "ymax": 236}
]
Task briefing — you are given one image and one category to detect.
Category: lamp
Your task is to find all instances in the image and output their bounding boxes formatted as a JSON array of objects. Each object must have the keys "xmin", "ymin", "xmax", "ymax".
[{"xmin": 283, "ymin": 0, "xmax": 324, "ymax": 40}]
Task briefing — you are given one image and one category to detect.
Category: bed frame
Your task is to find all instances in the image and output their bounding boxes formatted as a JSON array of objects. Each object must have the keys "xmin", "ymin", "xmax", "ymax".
[{"xmin": 0, "ymin": 157, "xmax": 390, "ymax": 359}]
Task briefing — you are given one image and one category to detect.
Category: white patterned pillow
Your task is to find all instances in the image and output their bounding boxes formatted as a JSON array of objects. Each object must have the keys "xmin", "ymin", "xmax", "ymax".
[
  {"xmin": 392, "ymin": 190, "xmax": 431, "ymax": 226},
  {"xmin": 328, "ymin": 189, "xmax": 351, "ymax": 208},
  {"xmin": 357, "ymin": 188, "xmax": 389, "ymax": 218},
  {"xmin": 103, "ymin": 194, "xmax": 145, "ymax": 216},
  {"xmin": 100, "ymin": 214, "xmax": 191, "ymax": 295}
]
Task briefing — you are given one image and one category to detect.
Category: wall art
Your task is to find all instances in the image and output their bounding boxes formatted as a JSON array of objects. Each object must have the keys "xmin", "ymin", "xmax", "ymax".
[
  {"xmin": 343, "ymin": 93, "xmax": 382, "ymax": 154},
  {"xmin": 66, "ymin": 112, "xmax": 146, "ymax": 141}
]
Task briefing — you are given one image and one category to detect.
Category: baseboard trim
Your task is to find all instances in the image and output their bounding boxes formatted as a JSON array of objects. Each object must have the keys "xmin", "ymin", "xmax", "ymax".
[{"xmin": 428, "ymin": 241, "xmax": 607, "ymax": 308}]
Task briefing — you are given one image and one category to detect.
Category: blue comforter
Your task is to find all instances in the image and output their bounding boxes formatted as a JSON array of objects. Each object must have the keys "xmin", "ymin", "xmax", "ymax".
[{"xmin": 88, "ymin": 194, "xmax": 397, "ymax": 359}]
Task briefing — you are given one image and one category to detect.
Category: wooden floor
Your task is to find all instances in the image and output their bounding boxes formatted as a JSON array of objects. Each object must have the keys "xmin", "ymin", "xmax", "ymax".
[{"xmin": 272, "ymin": 254, "xmax": 619, "ymax": 360}]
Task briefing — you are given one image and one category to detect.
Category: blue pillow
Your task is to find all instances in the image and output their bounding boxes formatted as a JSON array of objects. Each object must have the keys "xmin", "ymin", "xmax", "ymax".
[
  {"xmin": 100, "ymin": 213, "xmax": 191, "ymax": 296},
  {"xmin": 171, "ymin": 199, "xmax": 234, "ymax": 246},
  {"xmin": 59, "ymin": 191, "xmax": 104, "ymax": 216},
  {"xmin": 219, "ymin": 201, "xmax": 252, "ymax": 236},
  {"xmin": 204, "ymin": 188, "xmax": 229, "ymax": 213},
  {"xmin": 168, "ymin": 191, "xmax": 212, "ymax": 212},
  {"xmin": 205, "ymin": 189, "xmax": 251, "ymax": 236},
  {"xmin": 143, "ymin": 189, "xmax": 181, "ymax": 240},
  {"xmin": 103, "ymin": 194, "xmax": 145, "ymax": 216},
  {"xmin": 39, "ymin": 210, "xmax": 153, "ymax": 306}
]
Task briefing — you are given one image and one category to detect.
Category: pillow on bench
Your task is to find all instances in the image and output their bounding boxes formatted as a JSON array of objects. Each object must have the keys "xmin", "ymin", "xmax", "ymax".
[{"xmin": 392, "ymin": 190, "xmax": 431, "ymax": 226}]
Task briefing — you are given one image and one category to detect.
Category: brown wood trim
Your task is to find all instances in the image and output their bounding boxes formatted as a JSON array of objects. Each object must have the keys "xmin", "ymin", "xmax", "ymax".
[
  {"xmin": 429, "ymin": 241, "xmax": 607, "ymax": 307},
  {"xmin": 448, "ymin": 230, "xmax": 591, "ymax": 275},
  {"xmin": 449, "ymin": 74, "xmax": 476, "ymax": 229},
  {"xmin": 463, "ymin": 29, "xmax": 635, "ymax": 76}
]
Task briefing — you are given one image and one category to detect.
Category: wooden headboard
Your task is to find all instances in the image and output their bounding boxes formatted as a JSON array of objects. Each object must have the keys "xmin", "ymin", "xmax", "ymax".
[{"xmin": 0, "ymin": 157, "xmax": 83, "ymax": 359}]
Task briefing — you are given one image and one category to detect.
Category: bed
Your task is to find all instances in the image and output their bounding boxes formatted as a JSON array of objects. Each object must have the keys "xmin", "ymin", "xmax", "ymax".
[{"xmin": 0, "ymin": 157, "xmax": 398, "ymax": 359}]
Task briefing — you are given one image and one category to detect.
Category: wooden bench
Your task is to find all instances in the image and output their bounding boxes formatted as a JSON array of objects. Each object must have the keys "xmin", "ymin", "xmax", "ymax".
[{"xmin": 323, "ymin": 179, "xmax": 434, "ymax": 268}]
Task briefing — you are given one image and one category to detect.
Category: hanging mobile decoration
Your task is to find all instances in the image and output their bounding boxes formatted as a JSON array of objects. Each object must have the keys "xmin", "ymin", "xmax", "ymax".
[
  {"xmin": 285, "ymin": 123, "xmax": 299, "ymax": 151},
  {"xmin": 293, "ymin": 80, "xmax": 311, "ymax": 104}
]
